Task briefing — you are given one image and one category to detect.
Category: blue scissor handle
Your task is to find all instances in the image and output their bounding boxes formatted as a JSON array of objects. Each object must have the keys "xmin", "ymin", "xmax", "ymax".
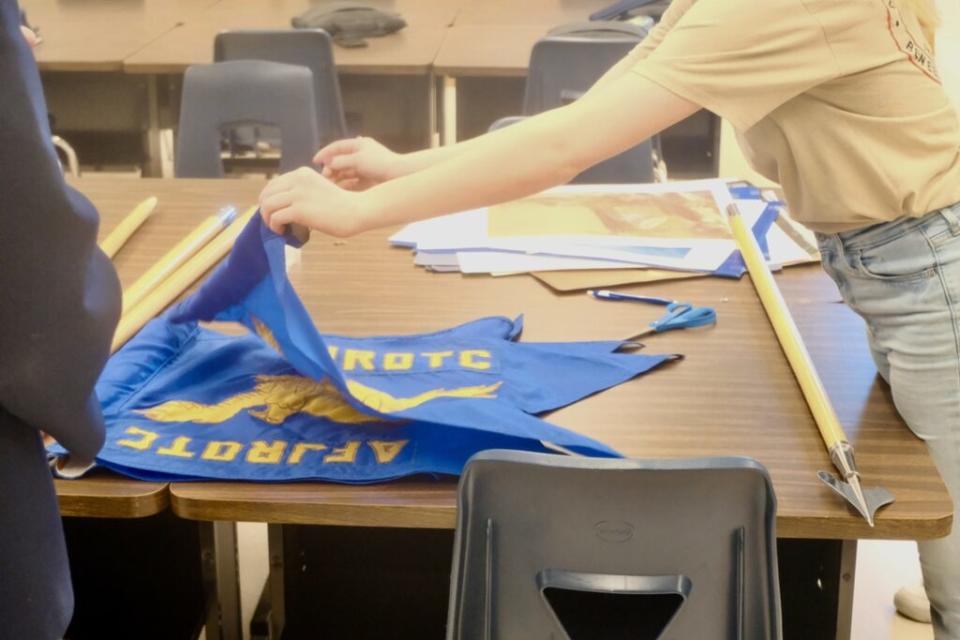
[{"xmin": 649, "ymin": 302, "xmax": 717, "ymax": 333}]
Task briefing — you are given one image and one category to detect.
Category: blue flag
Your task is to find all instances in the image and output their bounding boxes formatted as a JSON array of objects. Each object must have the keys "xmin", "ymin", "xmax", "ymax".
[{"xmin": 57, "ymin": 216, "xmax": 676, "ymax": 483}]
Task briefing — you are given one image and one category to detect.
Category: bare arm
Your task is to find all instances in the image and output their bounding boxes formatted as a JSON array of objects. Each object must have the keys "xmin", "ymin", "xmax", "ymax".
[
  {"xmin": 319, "ymin": 6, "xmax": 688, "ymax": 184},
  {"xmin": 260, "ymin": 72, "xmax": 699, "ymax": 236}
]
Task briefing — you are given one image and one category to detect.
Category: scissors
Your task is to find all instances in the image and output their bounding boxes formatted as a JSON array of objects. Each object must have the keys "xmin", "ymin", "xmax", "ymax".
[{"xmin": 587, "ymin": 289, "xmax": 717, "ymax": 349}]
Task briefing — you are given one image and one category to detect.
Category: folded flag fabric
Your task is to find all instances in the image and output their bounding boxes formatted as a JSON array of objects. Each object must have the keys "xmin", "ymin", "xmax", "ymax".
[{"xmin": 52, "ymin": 215, "xmax": 676, "ymax": 483}]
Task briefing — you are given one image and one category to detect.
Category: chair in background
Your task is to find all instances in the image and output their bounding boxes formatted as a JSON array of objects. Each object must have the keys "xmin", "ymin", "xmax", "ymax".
[
  {"xmin": 489, "ymin": 22, "xmax": 662, "ymax": 184},
  {"xmin": 175, "ymin": 60, "xmax": 320, "ymax": 178},
  {"xmin": 447, "ymin": 450, "xmax": 782, "ymax": 640},
  {"xmin": 214, "ymin": 29, "xmax": 347, "ymax": 148}
]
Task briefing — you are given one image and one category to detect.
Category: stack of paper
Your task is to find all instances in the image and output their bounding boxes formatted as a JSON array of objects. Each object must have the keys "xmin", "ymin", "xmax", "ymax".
[{"xmin": 390, "ymin": 180, "xmax": 818, "ymax": 285}]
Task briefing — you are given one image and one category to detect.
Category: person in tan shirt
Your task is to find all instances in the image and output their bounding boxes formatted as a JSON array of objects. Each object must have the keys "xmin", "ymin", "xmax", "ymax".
[{"xmin": 259, "ymin": 1, "xmax": 960, "ymax": 636}]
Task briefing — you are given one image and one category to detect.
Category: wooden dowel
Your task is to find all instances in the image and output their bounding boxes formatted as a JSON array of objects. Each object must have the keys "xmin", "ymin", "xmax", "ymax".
[
  {"xmin": 121, "ymin": 207, "xmax": 236, "ymax": 315},
  {"xmin": 99, "ymin": 196, "xmax": 158, "ymax": 258},
  {"xmin": 727, "ymin": 204, "xmax": 847, "ymax": 450},
  {"xmin": 110, "ymin": 206, "xmax": 257, "ymax": 354}
]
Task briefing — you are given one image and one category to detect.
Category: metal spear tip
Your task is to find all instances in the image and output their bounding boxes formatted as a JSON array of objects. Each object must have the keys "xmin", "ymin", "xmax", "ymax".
[
  {"xmin": 847, "ymin": 474, "xmax": 874, "ymax": 527},
  {"xmin": 818, "ymin": 470, "xmax": 895, "ymax": 527}
]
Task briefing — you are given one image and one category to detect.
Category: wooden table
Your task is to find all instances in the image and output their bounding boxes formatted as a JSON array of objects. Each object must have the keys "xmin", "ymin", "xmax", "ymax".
[
  {"xmin": 73, "ymin": 176, "xmax": 952, "ymax": 639},
  {"xmin": 56, "ymin": 470, "xmax": 167, "ymax": 519},
  {"xmin": 123, "ymin": 0, "xmax": 456, "ymax": 76},
  {"xmin": 454, "ymin": 0, "xmax": 612, "ymax": 26},
  {"xmin": 435, "ymin": 0, "xmax": 611, "ymax": 143},
  {"xmin": 21, "ymin": 0, "xmax": 227, "ymax": 176},
  {"xmin": 22, "ymin": 0, "xmax": 221, "ymax": 72},
  {"xmin": 121, "ymin": 0, "xmax": 464, "ymax": 160},
  {"xmin": 435, "ymin": 25, "xmax": 548, "ymax": 79},
  {"xmin": 433, "ymin": 9, "xmax": 719, "ymax": 177},
  {"xmin": 431, "ymin": 24, "xmax": 545, "ymax": 143}
]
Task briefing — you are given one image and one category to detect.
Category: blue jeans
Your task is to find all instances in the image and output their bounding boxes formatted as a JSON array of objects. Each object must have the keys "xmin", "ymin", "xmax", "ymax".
[{"xmin": 817, "ymin": 205, "xmax": 960, "ymax": 639}]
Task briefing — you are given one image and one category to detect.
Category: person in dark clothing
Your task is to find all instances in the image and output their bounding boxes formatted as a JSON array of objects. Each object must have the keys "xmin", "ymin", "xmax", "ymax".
[{"xmin": 0, "ymin": 3, "xmax": 121, "ymax": 638}]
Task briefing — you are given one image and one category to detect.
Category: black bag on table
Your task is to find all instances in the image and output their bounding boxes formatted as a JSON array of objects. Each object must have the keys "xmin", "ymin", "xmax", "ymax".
[{"xmin": 292, "ymin": 2, "xmax": 406, "ymax": 48}]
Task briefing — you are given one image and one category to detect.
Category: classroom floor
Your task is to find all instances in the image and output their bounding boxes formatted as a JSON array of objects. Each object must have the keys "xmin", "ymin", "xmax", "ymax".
[{"xmin": 212, "ymin": 4, "xmax": 960, "ymax": 638}]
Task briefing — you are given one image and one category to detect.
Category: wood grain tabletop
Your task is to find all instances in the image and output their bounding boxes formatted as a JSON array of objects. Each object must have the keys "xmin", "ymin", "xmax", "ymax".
[
  {"xmin": 22, "ymin": 0, "xmax": 220, "ymax": 72},
  {"xmin": 69, "ymin": 176, "xmax": 953, "ymax": 540},
  {"xmin": 123, "ymin": 0, "xmax": 454, "ymax": 76}
]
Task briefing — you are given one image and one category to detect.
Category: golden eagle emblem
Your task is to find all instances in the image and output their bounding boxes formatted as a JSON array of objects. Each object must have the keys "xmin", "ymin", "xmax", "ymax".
[
  {"xmin": 137, "ymin": 375, "xmax": 503, "ymax": 425},
  {"xmin": 139, "ymin": 375, "xmax": 382, "ymax": 425}
]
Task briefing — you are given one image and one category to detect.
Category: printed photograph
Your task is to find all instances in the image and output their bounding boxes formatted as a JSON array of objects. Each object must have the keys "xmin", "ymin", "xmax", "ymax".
[{"xmin": 488, "ymin": 190, "xmax": 731, "ymax": 239}]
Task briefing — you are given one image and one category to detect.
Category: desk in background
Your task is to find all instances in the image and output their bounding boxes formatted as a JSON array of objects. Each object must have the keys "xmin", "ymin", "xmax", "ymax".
[
  {"xmin": 69, "ymin": 176, "xmax": 951, "ymax": 639},
  {"xmin": 26, "ymin": 0, "xmax": 461, "ymax": 173},
  {"xmin": 27, "ymin": 0, "xmax": 719, "ymax": 176},
  {"xmin": 437, "ymin": 0, "xmax": 612, "ymax": 145},
  {"xmin": 434, "ymin": 20, "xmax": 719, "ymax": 177},
  {"xmin": 22, "ymin": 0, "xmax": 224, "ymax": 174},
  {"xmin": 24, "ymin": 0, "xmax": 219, "ymax": 72},
  {"xmin": 122, "ymin": 0, "xmax": 460, "ymax": 164}
]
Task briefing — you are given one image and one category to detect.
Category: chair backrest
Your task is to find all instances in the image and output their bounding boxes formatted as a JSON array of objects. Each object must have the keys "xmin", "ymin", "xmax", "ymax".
[
  {"xmin": 214, "ymin": 29, "xmax": 347, "ymax": 146},
  {"xmin": 175, "ymin": 60, "xmax": 320, "ymax": 178},
  {"xmin": 522, "ymin": 23, "xmax": 656, "ymax": 183},
  {"xmin": 447, "ymin": 451, "xmax": 781, "ymax": 640},
  {"xmin": 523, "ymin": 23, "xmax": 649, "ymax": 114}
]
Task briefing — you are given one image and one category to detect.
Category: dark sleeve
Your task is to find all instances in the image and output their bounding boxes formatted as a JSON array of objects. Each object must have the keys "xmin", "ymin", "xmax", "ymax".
[{"xmin": 0, "ymin": 1, "xmax": 121, "ymax": 461}]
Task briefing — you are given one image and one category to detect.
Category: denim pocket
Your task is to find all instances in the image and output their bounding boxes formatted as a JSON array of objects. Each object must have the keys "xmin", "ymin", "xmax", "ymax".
[
  {"xmin": 852, "ymin": 228, "xmax": 937, "ymax": 282},
  {"xmin": 926, "ymin": 207, "xmax": 960, "ymax": 247}
]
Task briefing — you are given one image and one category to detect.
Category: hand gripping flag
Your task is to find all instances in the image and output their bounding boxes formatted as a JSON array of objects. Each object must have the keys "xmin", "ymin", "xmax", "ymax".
[{"xmin": 56, "ymin": 215, "xmax": 677, "ymax": 483}]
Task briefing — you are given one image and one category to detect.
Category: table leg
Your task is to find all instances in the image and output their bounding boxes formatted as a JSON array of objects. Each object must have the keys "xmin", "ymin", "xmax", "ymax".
[
  {"xmin": 777, "ymin": 538, "xmax": 857, "ymax": 640},
  {"xmin": 267, "ymin": 524, "xmax": 286, "ymax": 638},
  {"xmin": 428, "ymin": 72, "xmax": 440, "ymax": 149},
  {"xmin": 442, "ymin": 75, "xmax": 457, "ymax": 146},
  {"xmin": 144, "ymin": 75, "xmax": 163, "ymax": 178},
  {"xmin": 200, "ymin": 520, "xmax": 243, "ymax": 640},
  {"xmin": 249, "ymin": 524, "xmax": 286, "ymax": 640},
  {"xmin": 836, "ymin": 540, "xmax": 857, "ymax": 640}
]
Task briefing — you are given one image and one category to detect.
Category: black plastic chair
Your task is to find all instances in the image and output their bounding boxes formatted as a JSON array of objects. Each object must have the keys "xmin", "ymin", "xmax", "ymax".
[
  {"xmin": 490, "ymin": 22, "xmax": 660, "ymax": 184},
  {"xmin": 447, "ymin": 450, "xmax": 782, "ymax": 639},
  {"xmin": 214, "ymin": 29, "xmax": 347, "ymax": 146},
  {"xmin": 175, "ymin": 60, "xmax": 320, "ymax": 178}
]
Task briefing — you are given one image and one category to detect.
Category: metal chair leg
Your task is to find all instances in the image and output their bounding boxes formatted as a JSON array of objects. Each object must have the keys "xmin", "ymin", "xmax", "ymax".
[
  {"xmin": 51, "ymin": 135, "xmax": 79, "ymax": 177},
  {"xmin": 199, "ymin": 521, "xmax": 243, "ymax": 640}
]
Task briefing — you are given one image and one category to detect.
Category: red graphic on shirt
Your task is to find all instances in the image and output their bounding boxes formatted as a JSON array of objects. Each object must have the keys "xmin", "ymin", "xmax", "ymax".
[{"xmin": 884, "ymin": 0, "xmax": 940, "ymax": 83}]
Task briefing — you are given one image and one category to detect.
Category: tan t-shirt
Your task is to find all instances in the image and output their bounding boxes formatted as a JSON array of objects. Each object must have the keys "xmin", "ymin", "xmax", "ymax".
[{"xmin": 628, "ymin": 0, "xmax": 960, "ymax": 232}]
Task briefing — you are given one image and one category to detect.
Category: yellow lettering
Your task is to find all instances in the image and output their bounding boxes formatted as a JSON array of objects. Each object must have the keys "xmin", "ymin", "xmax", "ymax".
[
  {"xmin": 383, "ymin": 352, "xmax": 414, "ymax": 371},
  {"xmin": 287, "ymin": 443, "xmax": 328, "ymax": 464},
  {"xmin": 327, "ymin": 345, "xmax": 340, "ymax": 360},
  {"xmin": 368, "ymin": 440, "xmax": 410, "ymax": 464},
  {"xmin": 343, "ymin": 349, "xmax": 376, "ymax": 371},
  {"xmin": 117, "ymin": 427, "xmax": 159, "ymax": 451},
  {"xmin": 201, "ymin": 441, "xmax": 243, "ymax": 462},
  {"xmin": 421, "ymin": 351, "xmax": 454, "ymax": 368},
  {"xmin": 323, "ymin": 441, "xmax": 360, "ymax": 463},
  {"xmin": 460, "ymin": 350, "xmax": 492, "ymax": 370},
  {"xmin": 157, "ymin": 436, "xmax": 195, "ymax": 458},
  {"xmin": 247, "ymin": 440, "xmax": 286, "ymax": 464}
]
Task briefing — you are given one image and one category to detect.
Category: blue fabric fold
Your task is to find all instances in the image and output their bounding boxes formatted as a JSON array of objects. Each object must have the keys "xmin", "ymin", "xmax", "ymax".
[{"xmin": 56, "ymin": 215, "xmax": 677, "ymax": 483}]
